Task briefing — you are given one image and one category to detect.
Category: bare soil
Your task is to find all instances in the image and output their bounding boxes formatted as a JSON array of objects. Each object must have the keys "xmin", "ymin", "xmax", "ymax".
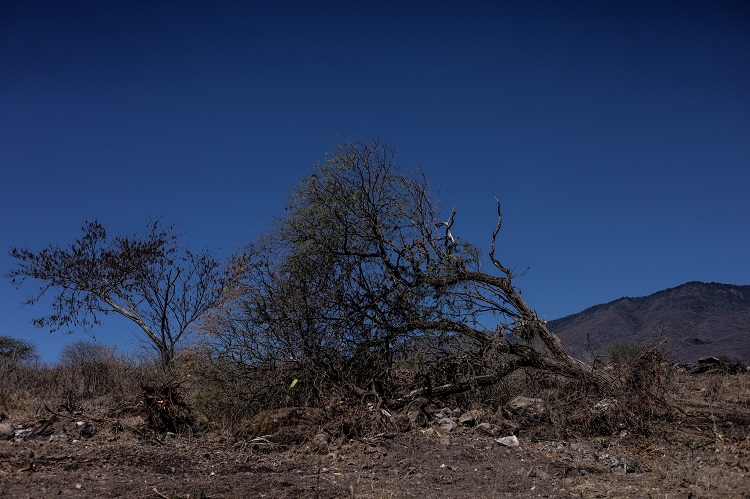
[{"xmin": 2, "ymin": 370, "xmax": 749, "ymax": 498}]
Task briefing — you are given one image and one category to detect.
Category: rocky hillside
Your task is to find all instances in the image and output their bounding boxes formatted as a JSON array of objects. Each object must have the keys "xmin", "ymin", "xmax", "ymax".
[{"xmin": 548, "ymin": 281, "xmax": 750, "ymax": 363}]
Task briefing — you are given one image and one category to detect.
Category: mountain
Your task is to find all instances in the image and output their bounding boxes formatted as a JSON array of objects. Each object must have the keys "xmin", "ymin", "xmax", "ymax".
[{"xmin": 548, "ymin": 282, "xmax": 750, "ymax": 364}]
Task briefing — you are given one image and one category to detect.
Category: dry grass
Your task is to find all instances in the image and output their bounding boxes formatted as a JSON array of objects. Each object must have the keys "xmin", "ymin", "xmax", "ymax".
[
  {"xmin": 1, "ymin": 347, "xmax": 748, "ymax": 498},
  {"xmin": 0, "ymin": 353, "xmax": 162, "ymax": 418}
]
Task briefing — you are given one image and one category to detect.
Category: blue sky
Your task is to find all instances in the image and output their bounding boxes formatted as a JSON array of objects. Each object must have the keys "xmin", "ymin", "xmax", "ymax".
[{"xmin": 2, "ymin": 1, "xmax": 748, "ymax": 364}]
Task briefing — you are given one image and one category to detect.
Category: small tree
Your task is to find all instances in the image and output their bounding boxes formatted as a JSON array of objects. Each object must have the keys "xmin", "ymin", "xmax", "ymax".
[
  {"xmin": 0, "ymin": 335, "xmax": 39, "ymax": 412},
  {"xmin": 0, "ymin": 335, "xmax": 37, "ymax": 366},
  {"xmin": 59, "ymin": 339, "xmax": 111, "ymax": 367},
  {"xmin": 8, "ymin": 220, "xmax": 230, "ymax": 371},
  {"xmin": 58, "ymin": 340, "xmax": 117, "ymax": 398}
]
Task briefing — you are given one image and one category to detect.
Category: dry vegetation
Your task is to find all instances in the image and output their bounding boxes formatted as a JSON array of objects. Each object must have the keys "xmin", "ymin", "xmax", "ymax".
[
  {"xmin": 1, "ymin": 347, "xmax": 748, "ymax": 498},
  {"xmin": 3, "ymin": 142, "xmax": 748, "ymax": 497}
]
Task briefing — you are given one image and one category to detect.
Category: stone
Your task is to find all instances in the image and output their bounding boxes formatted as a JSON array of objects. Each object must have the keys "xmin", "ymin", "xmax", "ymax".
[
  {"xmin": 475, "ymin": 422, "xmax": 501, "ymax": 437},
  {"xmin": 434, "ymin": 408, "xmax": 452, "ymax": 420},
  {"xmin": 407, "ymin": 409, "xmax": 428, "ymax": 428},
  {"xmin": 592, "ymin": 398, "xmax": 617, "ymax": 413},
  {"xmin": 310, "ymin": 432, "xmax": 330, "ymax": 452},
  {"xmin": 0, "ymin": 423, "xmax": 14, "ymax": 441},
  {"xmin": 458, "ymin": 409, "xmax": 484, "ymax": 427},
  {"xmin": 77, "ymin": 421, "xmax": 97, "ymax": 438},
  {"xmin": 437, "ymin": 418, "xmax": 457, "ymax": 432},
  {"xmin": 506, "ymin": 396, "xmax": 547, "ymax": 419}
]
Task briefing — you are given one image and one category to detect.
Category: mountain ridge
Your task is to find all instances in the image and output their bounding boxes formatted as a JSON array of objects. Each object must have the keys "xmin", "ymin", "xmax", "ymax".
[{"xmin": 548, "ymin": 281, "xmax": 750, "ymax": 363}]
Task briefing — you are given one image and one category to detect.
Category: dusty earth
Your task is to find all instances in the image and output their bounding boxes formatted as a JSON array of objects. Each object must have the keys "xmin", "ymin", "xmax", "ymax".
[{"xmin": 1, "ymin": 369, "xmax": 749, "ymax": 498}]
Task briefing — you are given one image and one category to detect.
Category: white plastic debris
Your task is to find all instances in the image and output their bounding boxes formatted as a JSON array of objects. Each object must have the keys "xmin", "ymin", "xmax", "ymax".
[{"xmin": 495, "ymin": 435, "xmax": 520, "ymax": 447}]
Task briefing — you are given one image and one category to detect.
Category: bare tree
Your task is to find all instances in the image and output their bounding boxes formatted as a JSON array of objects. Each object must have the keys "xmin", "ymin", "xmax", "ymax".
[{"xmin": 8, "ymin": 220, "xmax": 230, "ymax": 370}]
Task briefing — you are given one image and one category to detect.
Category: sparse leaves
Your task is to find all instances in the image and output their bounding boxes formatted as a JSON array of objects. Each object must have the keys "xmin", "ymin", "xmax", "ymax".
[
  {"xmin": 7, "ymin": 220, "xmax": 229, "ymax": 370},
  {"xmin": 0, "ymin": 336, "xmax": 37, "ymax": 364}
]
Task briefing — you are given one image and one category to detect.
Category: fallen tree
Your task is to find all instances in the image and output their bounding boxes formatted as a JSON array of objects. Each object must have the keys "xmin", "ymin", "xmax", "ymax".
[{"xmin": 206, "ymin": 140, "xmax": 618, "ymax": 409}]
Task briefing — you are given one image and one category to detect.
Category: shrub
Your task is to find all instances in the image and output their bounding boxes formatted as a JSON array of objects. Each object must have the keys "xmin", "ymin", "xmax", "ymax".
[{"xmin": 605, "ymin": 341, "xmax": 645, "ymax": 366}]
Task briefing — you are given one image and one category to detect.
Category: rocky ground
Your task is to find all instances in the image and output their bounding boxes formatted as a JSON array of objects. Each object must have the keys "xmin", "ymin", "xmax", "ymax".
[{"xmin": 1, "ymin": 368, "xmax": 748, "ymax": 498}]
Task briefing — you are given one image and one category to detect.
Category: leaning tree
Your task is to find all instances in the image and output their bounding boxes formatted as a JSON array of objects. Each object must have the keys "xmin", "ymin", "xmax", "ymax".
[
  {"xmin": 8, "ymin": 220, "xmax": 231, "ymax": 370},
  {"xmin": 208, "ymin": 140, "xmax": 618, "ymax": 407}
]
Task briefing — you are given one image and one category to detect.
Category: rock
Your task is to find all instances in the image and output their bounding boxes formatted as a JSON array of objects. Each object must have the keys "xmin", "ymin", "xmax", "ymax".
[
  {"xmin": 475, "ymin": 422, "xmax": 501, "ymax": 437},
  {"xmin": 506, "ymin": 396, "xmax": 546, "ymax": 419},
  {"xmin": 77, "ymin": 421, "xmax": 97, "ymax": 438},
  {"xmin": 698, "ymin": 356, "xmax": 721, "ymax": 365},
  {"xmin": 0, "ymin": 423, "xmax": 14, "ymax": 441},
  {"xmin": 48, "ymin": 429, "xmax": 71, "ymax": 443},
  {"xmin": 13, "ymin": 428, "xmax": 34, "ymax": 442},
  {"xmin": 434, "ymin": 408, "xmax": 452, "ymax": 420},
  {"xmin": 458, "ymin": 409, "xmax": 484, "ymax": 427},
  {"xmin": 392, "ymin": 413, "xmax": 411, "ymax": 432},
  {"xmin": 437, "ymin": 418, "xmax": 457, "ymax": 432},
  {"xmin": 407, "ymin": 409, "xmax": 428, "ymax": 428},
  {"xmin": 310, "ymin": 432, "xmax": 330, "ymax": 452},
  {"xmin": 592, "ymin": 398, "xmax": 617, "ymax": 413},
  {"xmin": 495, "ymin": 435, "xmax": 520, "ymax": 447}
]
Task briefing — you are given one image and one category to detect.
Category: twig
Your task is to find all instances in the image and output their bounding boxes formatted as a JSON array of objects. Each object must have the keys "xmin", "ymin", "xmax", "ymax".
[
  {"xmin": 44, "ymin": 405, "xmax": 79, "ymax": 421},
  {"xmin": 34, "ymin": 412, "xmax": 58, "ymax": 436}
]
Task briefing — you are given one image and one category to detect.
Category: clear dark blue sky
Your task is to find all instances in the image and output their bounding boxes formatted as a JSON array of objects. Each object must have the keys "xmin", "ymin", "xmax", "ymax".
[{"xmin": 2, "ymin": 1, "xmax": 748, "ymax": 363}]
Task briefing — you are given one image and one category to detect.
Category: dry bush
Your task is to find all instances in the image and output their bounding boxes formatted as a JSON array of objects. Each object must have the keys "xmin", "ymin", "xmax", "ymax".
[
  {"xmin": 0, "ymin": 345, "xmax": 162, "ymax": 416},
  {"xmin": 54, "ymin": 350, "xmax": 162, "ymax": 412},
  {"xmin": 399, "ymin": 347, "xmax": 677, "ymax": 441},
  {"xmin": 605, "ymin": 341, "xmax": 646, "ymax": 366},
  {"xmin": 184, "ymin": 343, "xmax": 421, "ymax": 440},
  {"xmin": 0, "ymin": 362, "xmax": 53, "ymax": 414},
  {"xmin": 141, "ymin": 382, "xmax": 194, "ymax": 433},
  {"xmin": 182, "ymin": 347, "xmax": 301, "ymax": 432},
  {"xmin": 543, "ymin": 349, "xmax": 675, "ymax": 438},
  {"xmin": 189, "ymin": 323, "xmax": 676, "ymax": 443}
]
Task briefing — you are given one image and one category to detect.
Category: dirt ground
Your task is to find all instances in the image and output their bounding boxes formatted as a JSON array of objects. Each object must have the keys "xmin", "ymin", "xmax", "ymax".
[{"xmin": 1, "ymin": 369, "xmax": 749, "ymax": 498}]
